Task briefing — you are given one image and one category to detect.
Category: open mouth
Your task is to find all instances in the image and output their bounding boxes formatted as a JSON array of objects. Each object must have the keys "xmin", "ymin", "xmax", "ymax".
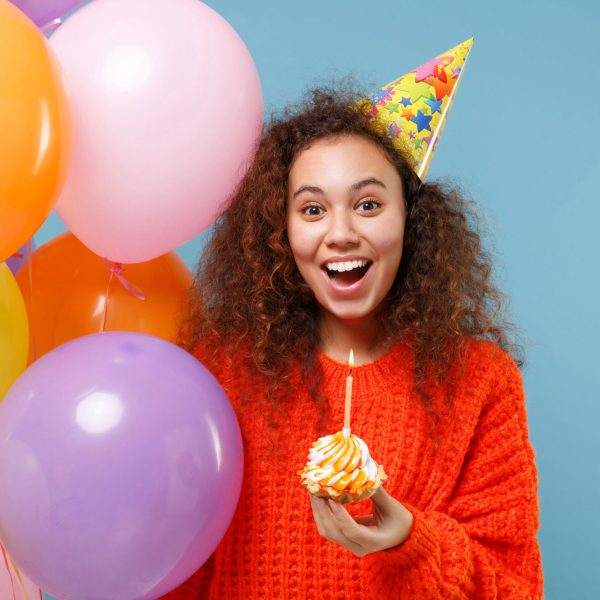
[{"xmin": 323, "ymin": 259, "xmax": 372, "ymax": 288}]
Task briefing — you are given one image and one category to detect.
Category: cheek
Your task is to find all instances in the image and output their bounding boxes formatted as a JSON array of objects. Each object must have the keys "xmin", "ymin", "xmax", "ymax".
[
  {"xmin": 371, "ymin": 237, "xmax": 405, "ymax": 283},
  {"xmin": 287, "ymin": 220, "xmax": 322, "ymax": 263},
  {"xmin": 364, "ymin": 218, "xmax": 405, "ymax": 259},
  {"xmin": 381, "ymin": 231, "xmax": 405, "ymax": 259}
]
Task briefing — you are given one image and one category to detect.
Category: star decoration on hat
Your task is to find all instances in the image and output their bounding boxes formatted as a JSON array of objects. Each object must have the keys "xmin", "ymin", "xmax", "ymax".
[
  {"xmin": 414, "ymin": 57, "xmax": 446, "ymax": 82},
  {"xmin": 424, "ymin": 98, "xmax": 443, "ymax": 114},
  {"xmin": 411, "ymin": 110, "xmax": 432, "ymax": 133},
  {"xmin": 428, "ymin": 76, "xmax": 455, "ymax": 101}
]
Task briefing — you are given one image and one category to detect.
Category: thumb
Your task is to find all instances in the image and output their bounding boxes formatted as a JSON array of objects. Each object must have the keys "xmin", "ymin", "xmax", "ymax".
[
  {"xmin": 371, "ymin": 486, "xmax": 395, "ymax": 514},
  {"xmin": 371, "ymin": 486, "xmax": 415, "ymax": 545}
]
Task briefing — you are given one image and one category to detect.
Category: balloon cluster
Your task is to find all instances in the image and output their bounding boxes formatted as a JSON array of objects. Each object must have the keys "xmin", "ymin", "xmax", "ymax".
[{"xmin": 0, "ymin": 0, "xmax": 262, "ymax": 598}]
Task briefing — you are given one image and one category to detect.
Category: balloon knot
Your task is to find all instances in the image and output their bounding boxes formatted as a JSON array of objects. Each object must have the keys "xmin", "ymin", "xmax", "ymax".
[{"xmin": 102, "ymin": 258, "xmax": 146, "ymax": 301}]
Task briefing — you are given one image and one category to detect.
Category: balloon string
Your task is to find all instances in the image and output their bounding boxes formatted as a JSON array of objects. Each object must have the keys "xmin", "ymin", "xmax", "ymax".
[
  {"xmin": 27, "ymin": 239, "xmax": 37, "ymax": 362},
  {"xmin": 99, "ymin": 259, "xmax": 146, "ymax": 333},
  {"xmin": 0, "ymin": 545, "xmax": 18, "ymax": 600},
  {"xmin": 10, "ymin": 559, "xmax": 29, "ymax": 600},
  {"xmin": 99, "ymin": 270, "xmax": 115, "ymax": 334},
  {"xmin": 11, "ymin": 252, "xmax": 24, "ymax": 259},
  {"xmin": 41, "ymin": 17, "xmax": 64, "ymax": 36}
]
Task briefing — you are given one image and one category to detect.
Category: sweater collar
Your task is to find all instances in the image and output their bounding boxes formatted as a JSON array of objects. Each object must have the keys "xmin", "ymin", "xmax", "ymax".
[{"xmin": 317, "ymin": 338, "xmax": 414, "ymax": 398}]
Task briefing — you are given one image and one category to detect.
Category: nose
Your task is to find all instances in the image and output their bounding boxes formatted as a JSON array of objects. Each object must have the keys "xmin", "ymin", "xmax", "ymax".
[{"xmin": 323, "ymin": 208, "xmax": 359, "ymax": 247}]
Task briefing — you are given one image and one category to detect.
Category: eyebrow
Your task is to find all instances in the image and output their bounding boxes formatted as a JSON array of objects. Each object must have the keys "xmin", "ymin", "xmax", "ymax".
[
  {"xmin": 291, "ymin": 177, "xmax": 387, "ymax": 200},
  {"xmin": 350, "ymin": 177, "xmax": 387, "ymax": 192},
  {"xmin": 292, "ymin": 185, "xmax": 323, "ymax": 200}
]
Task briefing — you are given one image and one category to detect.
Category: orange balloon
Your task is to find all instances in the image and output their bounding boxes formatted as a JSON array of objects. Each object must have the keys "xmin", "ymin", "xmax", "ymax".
[
  {"xmin": 16, "ymin": 233, "xmax": 193, "ymax": 362},
  {"xmin": 0, "ymin": 1, "xmax": 72, "ymax": 262}
]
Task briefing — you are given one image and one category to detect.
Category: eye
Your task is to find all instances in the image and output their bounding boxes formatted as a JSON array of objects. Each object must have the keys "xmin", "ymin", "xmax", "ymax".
[
  {"xmin": 301, "ymin": 204, "xmax": 325, "ymax": 217},
  {"xmin": 356, "ymin": 198, "xmax": 381, "ymax": 212}
]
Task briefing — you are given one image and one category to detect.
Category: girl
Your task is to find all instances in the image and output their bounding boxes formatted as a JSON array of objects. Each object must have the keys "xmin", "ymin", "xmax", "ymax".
[{"xmin": 162, "ymin": 87, "xmax": 543, "ymax": 599}]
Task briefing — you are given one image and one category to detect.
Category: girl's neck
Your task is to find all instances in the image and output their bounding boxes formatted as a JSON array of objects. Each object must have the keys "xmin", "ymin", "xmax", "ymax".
[{"xmin": 317, "ymin": 312, "xmax": 389, "ymax": 366}]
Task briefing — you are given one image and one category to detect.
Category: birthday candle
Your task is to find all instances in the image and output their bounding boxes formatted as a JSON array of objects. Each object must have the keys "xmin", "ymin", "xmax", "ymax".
[{"xmin": 343, "ymin": 349, "xmax": 354, "ymax": 436}]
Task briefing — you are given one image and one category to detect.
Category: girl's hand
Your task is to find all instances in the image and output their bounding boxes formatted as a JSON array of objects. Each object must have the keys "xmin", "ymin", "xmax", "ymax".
[{"xmin": 309, "ymin": 487, "xmax": 414, "ymax": 557}]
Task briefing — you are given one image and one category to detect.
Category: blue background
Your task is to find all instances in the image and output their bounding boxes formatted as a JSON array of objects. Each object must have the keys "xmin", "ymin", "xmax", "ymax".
[{"xmin": 34, "ymin": 0, "xmax": 598, "ymax": 598}]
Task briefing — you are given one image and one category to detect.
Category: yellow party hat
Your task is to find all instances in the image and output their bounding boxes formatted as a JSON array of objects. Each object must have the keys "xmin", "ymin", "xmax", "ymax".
[{"xmin": 365, "ymin": 38, "xmax": 473, "ymax": 180}]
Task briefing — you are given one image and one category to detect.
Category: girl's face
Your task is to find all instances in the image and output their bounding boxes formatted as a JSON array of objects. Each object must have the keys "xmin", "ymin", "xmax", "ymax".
[{"xmin": 286, "ymin": 135, "xmax": 406, "ymax": 324}]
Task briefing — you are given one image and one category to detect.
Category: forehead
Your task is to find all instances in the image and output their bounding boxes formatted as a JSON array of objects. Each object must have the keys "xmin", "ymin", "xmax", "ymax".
[{"xmin": 288, "ymin": 135, "xmax": 398, "ymax": 186}]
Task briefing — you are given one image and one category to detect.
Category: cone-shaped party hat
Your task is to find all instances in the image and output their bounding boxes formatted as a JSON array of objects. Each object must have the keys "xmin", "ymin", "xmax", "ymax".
[{"xmin": 364, "ymin": 38, "xmax": 473, "ymax": 181}]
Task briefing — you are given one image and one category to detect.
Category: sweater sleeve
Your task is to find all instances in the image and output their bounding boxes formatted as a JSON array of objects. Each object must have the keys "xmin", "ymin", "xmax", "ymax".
[
  {"xmin": 157, "ymin": 554, "xmax": 215, "ymax": 600},
  {"xmin": 367, "ymin": 352, "xmax": 543, "ymax": 599}
]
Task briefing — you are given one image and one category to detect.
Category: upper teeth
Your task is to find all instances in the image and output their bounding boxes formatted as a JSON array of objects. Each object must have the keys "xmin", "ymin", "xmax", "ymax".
[{"xmin": 325, "ymin": 259, "xmax": 369, "ymax": 272}]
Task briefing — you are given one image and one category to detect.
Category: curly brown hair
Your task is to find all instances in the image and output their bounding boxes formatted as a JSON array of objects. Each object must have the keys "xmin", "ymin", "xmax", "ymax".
[{"xmin": 178, "ymin": 85, "xmax": 524, "ymax": 435}]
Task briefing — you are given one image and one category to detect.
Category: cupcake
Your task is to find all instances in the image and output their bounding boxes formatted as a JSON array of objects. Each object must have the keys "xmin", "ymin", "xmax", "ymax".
[{"xmin": 299, "ymin": 430, "xmax": 387, "ymax": 504}]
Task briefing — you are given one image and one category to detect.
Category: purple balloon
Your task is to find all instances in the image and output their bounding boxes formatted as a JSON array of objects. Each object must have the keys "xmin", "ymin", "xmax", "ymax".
[
  {"xmin": 9, "ymin": 0, "xmax": 84, "ymax": 28},
  {"xmin": 5, "ymin": 239, "xmax": 35, "ymax": 276},
  {"xmin": 0, "ymin": 332, "xmax": 243, "ymax": 600}
]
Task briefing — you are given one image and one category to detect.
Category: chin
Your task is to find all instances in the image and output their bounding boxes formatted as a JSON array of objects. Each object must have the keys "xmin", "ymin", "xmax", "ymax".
[{"xmin": 321, "ymin": 304, "xmax": 378, "ymax": 322}]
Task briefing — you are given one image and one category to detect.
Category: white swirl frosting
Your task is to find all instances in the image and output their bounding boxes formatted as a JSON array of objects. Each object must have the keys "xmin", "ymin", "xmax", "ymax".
[{"xmin": 301, "ymin": 431, "xmax": 379, "ymax": 494}]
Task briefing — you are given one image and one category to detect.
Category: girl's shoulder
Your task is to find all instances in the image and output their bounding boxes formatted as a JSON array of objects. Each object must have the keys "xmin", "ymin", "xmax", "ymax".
[
  {"xmin": 458, "ymin": 336, "xmax": 524, "ymax": 399},
  {"xmin": 461, "ymin": 335, "xmax": 521, "ymax": 370}
]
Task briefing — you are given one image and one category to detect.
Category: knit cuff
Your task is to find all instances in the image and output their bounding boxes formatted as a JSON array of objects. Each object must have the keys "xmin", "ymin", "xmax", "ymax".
[{"xmin": 371, "ymin": 503, "xmax": 440, "ymax": 569}]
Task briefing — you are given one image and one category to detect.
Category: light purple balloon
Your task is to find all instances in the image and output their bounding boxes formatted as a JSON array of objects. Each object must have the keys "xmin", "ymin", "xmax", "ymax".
[
  {"xmin": 0, "ymin": 332, "xmax": 243, "ymax": 600},
  {"xmin": 9, "ymin": 0, "xmax": 84, "ymax": 28},
  {"xmin": 5, "ymin": 239, "xmax": 35, "ymax": 276}
]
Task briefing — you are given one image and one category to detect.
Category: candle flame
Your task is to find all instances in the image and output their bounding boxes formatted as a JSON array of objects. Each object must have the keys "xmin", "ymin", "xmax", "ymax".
[{"xmin": 349, "ymin": 348, "xmax": 354, "ymax": 373}]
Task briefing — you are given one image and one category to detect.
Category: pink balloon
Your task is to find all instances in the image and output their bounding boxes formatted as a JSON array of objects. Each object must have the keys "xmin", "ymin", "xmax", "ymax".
[{"xmin": 50, "ymin": 0, "xmax": 263, "ymax": 263}]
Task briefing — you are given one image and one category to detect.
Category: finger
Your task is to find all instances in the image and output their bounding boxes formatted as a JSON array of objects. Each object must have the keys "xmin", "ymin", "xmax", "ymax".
[
  {"xmin": 369, "ymin": 488, "xmax": 415, "ymax": 547},
  {"xmin": 371, "ymin": 486, "xmax": 390, "ymax": 505},
  {"xmin": 309, "ymin": 494, "xmax": 333, "ymax": 538},
  {"xmin": 310, "ymin": 495, "xmax": 350, "ymax": 540},
  {"xmin": 370, "ymin": 486, "xmax": 395, "ymax": 516},
  {"xmin": 354, "ymin": 514, "xmax": 377, "ymax": 527},
  {"xmin": 327, "ymin": 499, "xmax": 375, "ymax": 547},
  {"xmin": 310, "ymin": 496, "xmax": 367, "ymax": 555},
  {"xmin": 310, "ymin": 494, "xmax": 350, "ymax": 542}
]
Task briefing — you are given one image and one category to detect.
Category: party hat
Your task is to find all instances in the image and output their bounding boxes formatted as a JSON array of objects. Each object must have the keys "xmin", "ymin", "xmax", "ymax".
[{"xmin": 364, "ymin": 38, "xmax": 473, "ymax": 181}]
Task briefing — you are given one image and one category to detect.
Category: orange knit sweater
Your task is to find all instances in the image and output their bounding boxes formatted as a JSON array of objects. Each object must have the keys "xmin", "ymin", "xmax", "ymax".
[{"xmin": 160, "ymin": 338, "xmax": 543, "ymax": 599}]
